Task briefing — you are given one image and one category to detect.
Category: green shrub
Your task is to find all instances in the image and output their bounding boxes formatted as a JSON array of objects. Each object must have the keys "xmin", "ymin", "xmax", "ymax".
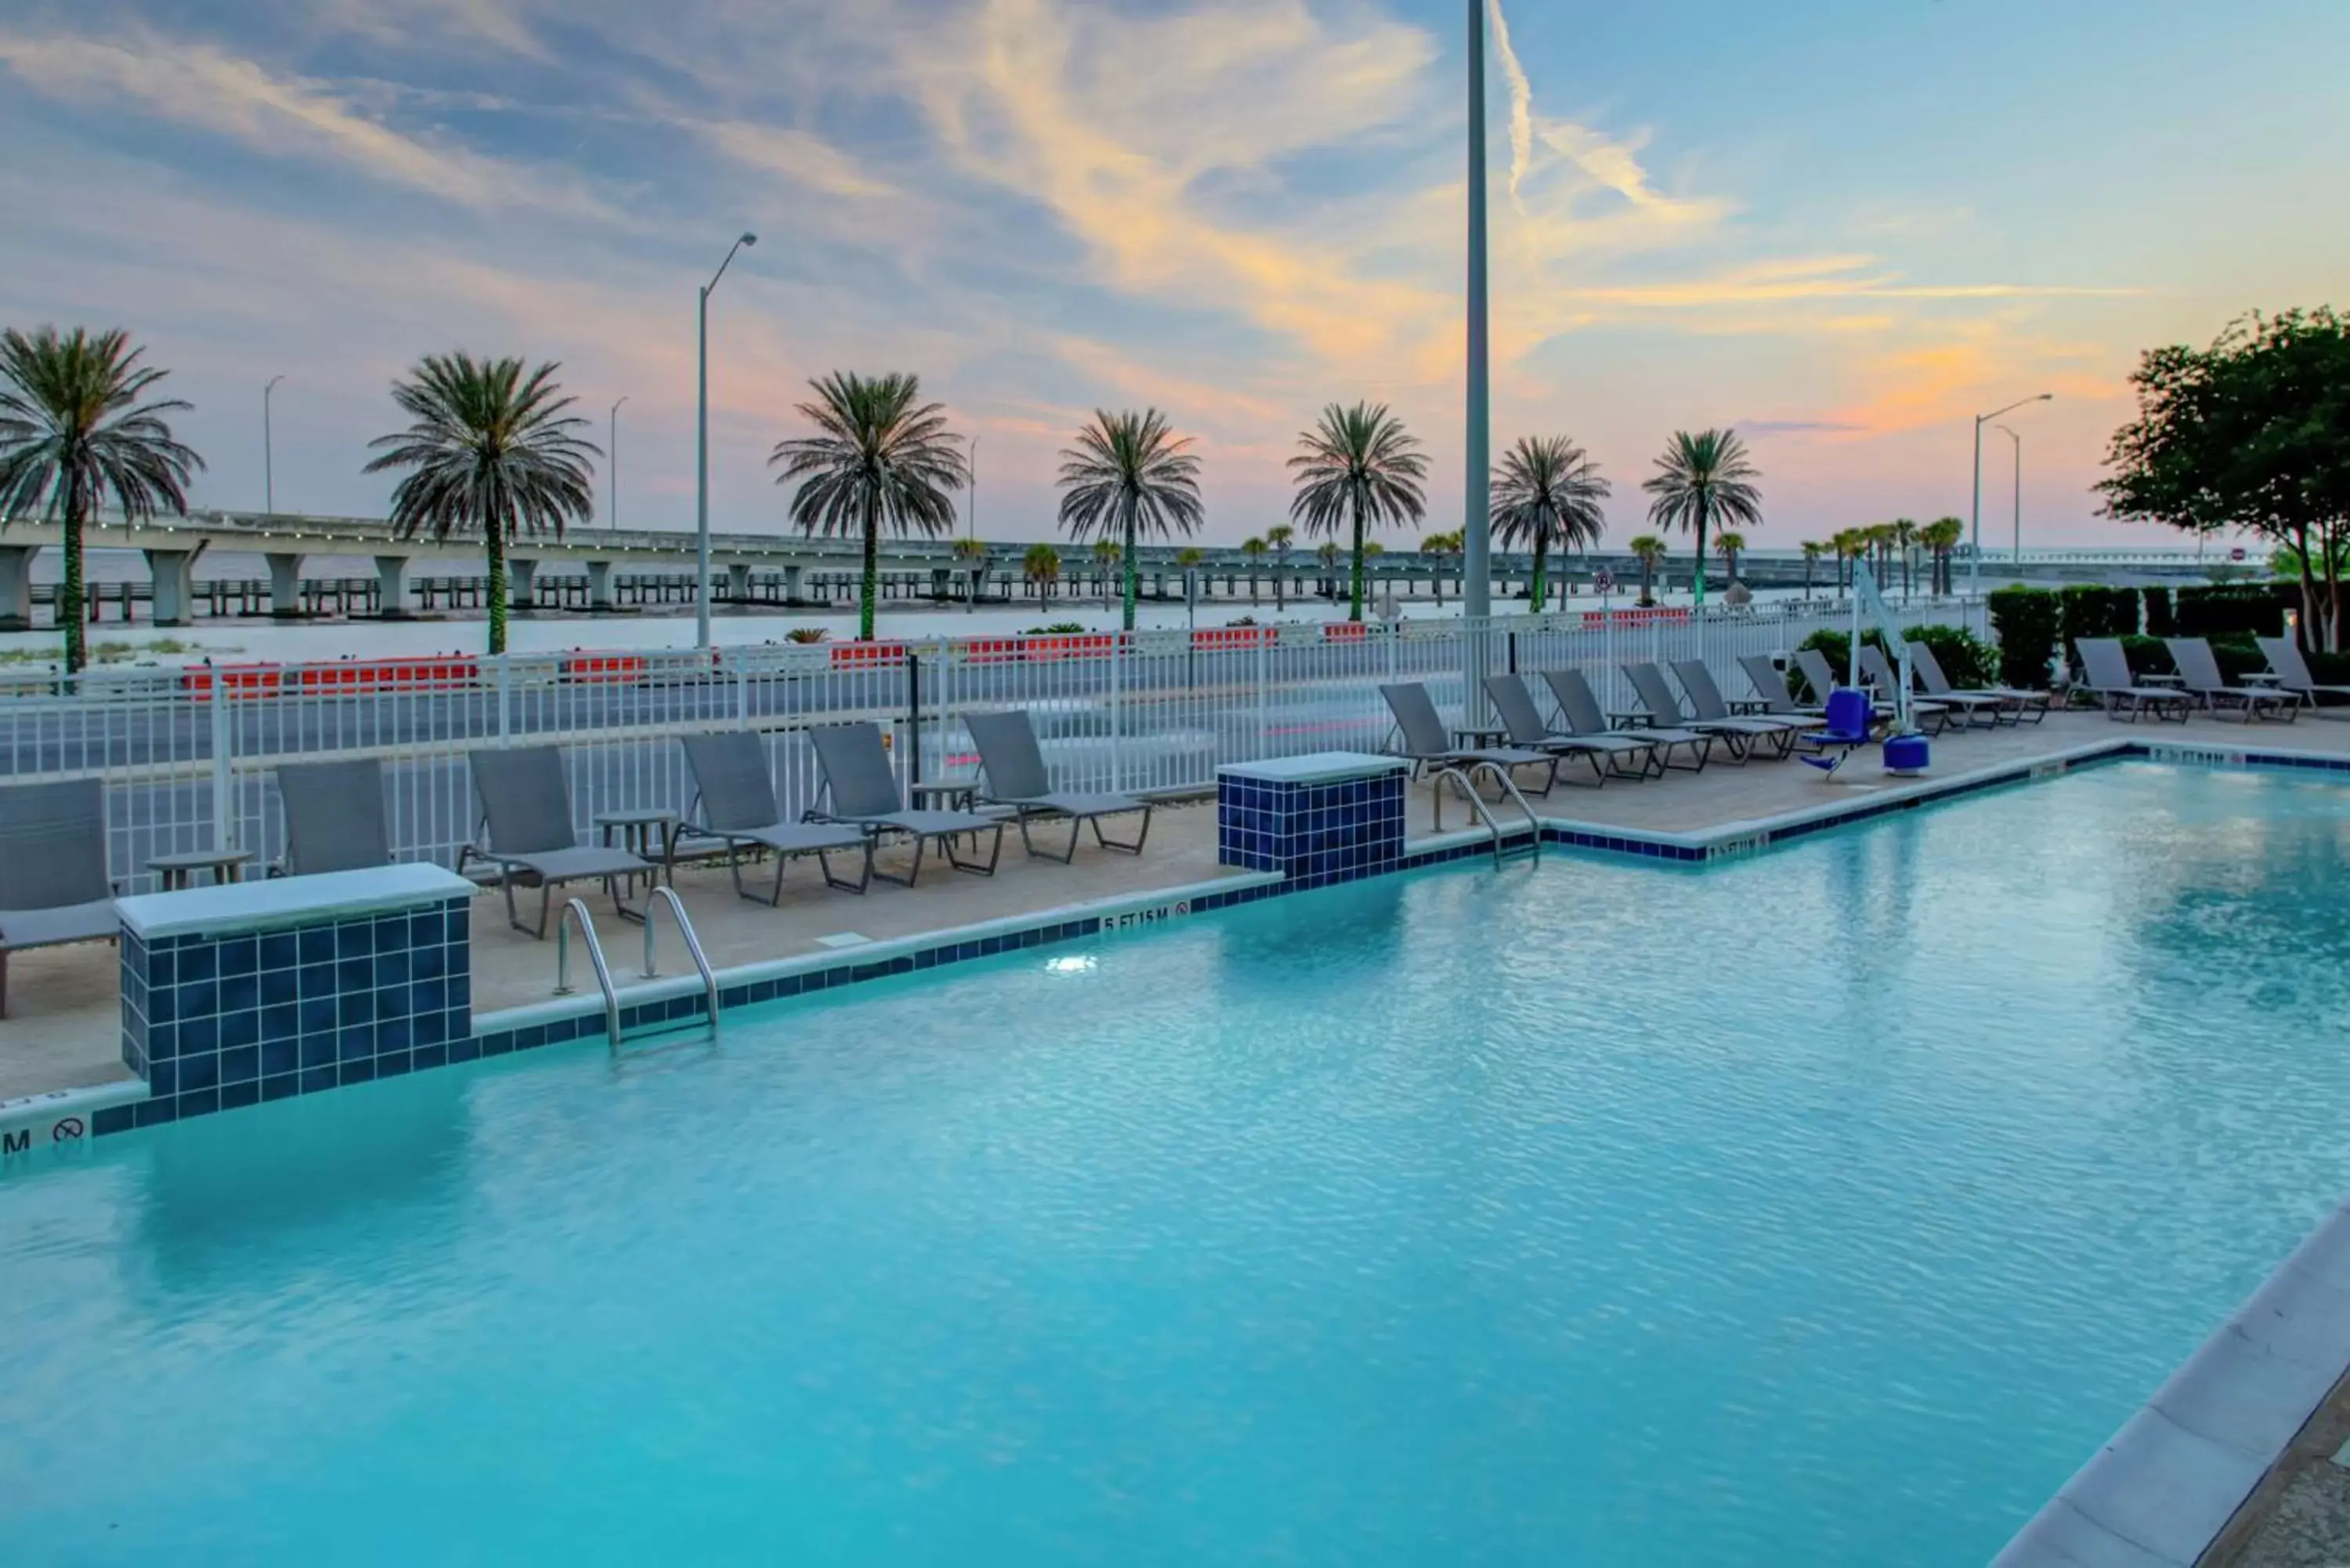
[
  {"xmin": 2059, "ymin": 585, "xmax": 2138, "ymax": 655},
  {"xmin": 1790, "ymin": 628, "xmax": 1852, "ymax": 699},
  {"xmin": 2116, "ymin": 634, "xmax": 2175, "ymax": 676},
  {"xmin": 1900, "ymin": 623, "xmax": 1995, "ymax": 688},
  {"xmin": 2140, "ymin": 586, "xmax": 2176, "ymax": 637},
  {"xmin": 2311, "ymin": 649, "xmax": 2350, "ymax": 685},
  {"xmin": 1988, "ymin": 587, "xmax": 2060, "ymax": 689},
  {"xmin": 2208, "ymin": 634, "xmax": 2269, "ymax": 682},
  {"xmin": 2175, "ymin": 583, "xmax": 2288, "ymax": 638}
]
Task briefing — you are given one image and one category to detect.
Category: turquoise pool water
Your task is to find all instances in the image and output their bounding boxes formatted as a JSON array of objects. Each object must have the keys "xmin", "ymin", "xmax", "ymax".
[{"xmin": 5, "ymin": 763, "xmax": 2350, "ymax": 1566}]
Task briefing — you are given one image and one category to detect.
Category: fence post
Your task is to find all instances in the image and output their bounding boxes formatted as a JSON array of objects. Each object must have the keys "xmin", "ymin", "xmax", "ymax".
[
  {"xmin": 1253, "ymin": 634, "xmax": 1270, "ymax": 763},
  {"xmin": 1108, "ymin": 636, "xmax": 1126, "ymax": 794},
  {"xmin": 494, "ymin": 656, "xmax": 512, "ymax": 745},
  {"xmin": 210, "ymin": 686, "xmax": 234, "ymax": 852},
  {"xmin": 906, "ymin": 651, "xmax": 924, "ymax": 795}
]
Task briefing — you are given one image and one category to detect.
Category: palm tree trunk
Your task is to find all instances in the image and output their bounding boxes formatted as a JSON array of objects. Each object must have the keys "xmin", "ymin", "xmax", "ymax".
[
  {"xmin": 859, "ymin": 492, "xmax": 880, "ymax": 641},
  {"xmin": 485, "ymin": 518, "xmax": 508, "ymax": 657},
  {"xmin": 1121, "ymin": 509, "xmax": 1139, "ymax": 633},
  {"xmin": 1348, "ymin": 497, "xmax": 1366, "ymax": 623},
  {"xmin": 1693, "ymin": 514, "xmax": 1708, "ymax": 609},
  {"xmin": 1531, "ymin": 537, "xmax": 1549, "ymax": 613},
  {"xmin": 60, "ymin": 471, "xmax": 86, "ymax": 675}
]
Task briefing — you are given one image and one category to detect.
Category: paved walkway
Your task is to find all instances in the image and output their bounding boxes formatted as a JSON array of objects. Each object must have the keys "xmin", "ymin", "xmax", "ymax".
[{"xmin": 7, "ymin": 707, "xmax": 2345, "ymax": 1109}]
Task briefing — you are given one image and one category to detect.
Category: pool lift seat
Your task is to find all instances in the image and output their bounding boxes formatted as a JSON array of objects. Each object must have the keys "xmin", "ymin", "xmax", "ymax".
[{"xmin": 555, "ymin": 889, "xmax": 721, "ymax": 1051}]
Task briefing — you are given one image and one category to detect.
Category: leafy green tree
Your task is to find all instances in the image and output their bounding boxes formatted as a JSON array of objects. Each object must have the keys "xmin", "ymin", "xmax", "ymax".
[
  {"xmin": 771, "ymin": 371, "xmax": 966, "ymax": 641},
  {"xmin": 951, "ymin": 534, "xmax": 990, "ymax": 612},
  {"xmin": 1265, "ymin": 522, "xmax": 1295, "ymax": 606},
  {"xmin": 365, "ymin": 352, "xmax": 594, "ymax": 656},
  {"xmin": 1643, "ymin": 428, "xmax": 1761, "ymax": 609},
  {"xmin": 1713, "ymin": 529, "xmax": 1747, "ymax": 584},
  {"xmin": 1799, "ymin": 540, "xmax": 1825, "ymax": 598},
  {"xmin": 1626, "ymin": 533, "xmax": 1668, "ymax": 606},
  {"xmin": 1890, "ymin": 518, "xmax": 1918, "ymax": 594},
  {"xmin": 1239, "ymin": 536, "xmax": 1267, "ymax": 602},
  {"xmin": 1055, "ymin": 408, "xmax": 1203, "ymax": 630},
  {"xmin": 1491, "ymin": 435, "xmax": 1609, "ymax": 612},
  {"xmin": 2099, "ymin": 309, "xmax": 2350, "ymax": 649},
  {"xmin": 1289, "ymin": 403, "xmax": 1428, "ymax": 622},
  {"xmin": 0, "ymin": 327, "xmax": 204, "ymax": 673}
]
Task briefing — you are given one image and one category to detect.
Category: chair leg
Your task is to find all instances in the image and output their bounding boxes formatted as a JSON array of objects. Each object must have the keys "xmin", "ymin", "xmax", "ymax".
[
  {"xmin": 1090, "ymin": 806, "xmax": 1152, "ymax": 854},
  {"xmin": 945, "ymin": 824, "xmax": 1003, "ymax": 876},
  {"xmin": 817, "ymin": 840, "xmax": 873, "ymax": 894}
]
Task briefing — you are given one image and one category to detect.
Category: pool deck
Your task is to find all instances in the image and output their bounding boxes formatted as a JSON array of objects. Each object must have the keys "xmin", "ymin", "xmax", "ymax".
[{"xmin": 6, "ymin": 708, "xmax": 2347, "ymax": 1112}]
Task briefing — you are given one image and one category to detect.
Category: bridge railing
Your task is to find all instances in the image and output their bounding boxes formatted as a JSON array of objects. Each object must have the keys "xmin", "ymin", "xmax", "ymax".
[{"xmin": 0, "ymin": 598, "xmax": 1984, "ymax": 891}]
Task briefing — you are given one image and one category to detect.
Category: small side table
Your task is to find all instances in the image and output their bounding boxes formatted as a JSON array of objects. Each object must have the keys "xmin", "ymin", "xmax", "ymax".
[
  {"xmin": 1451, "ymin": 724, "xmax": 1510, "ymax": 748},
  {"xmin": 149, "ymin": 849, "xmax": 255, "ymax": 891},
  {"xmin": 909, "ymin": 780, "xmax": 980, "ymax": 813},
  {"xmin": 596, "ymin": 809, "xmax": 679, "ymax": 893}
]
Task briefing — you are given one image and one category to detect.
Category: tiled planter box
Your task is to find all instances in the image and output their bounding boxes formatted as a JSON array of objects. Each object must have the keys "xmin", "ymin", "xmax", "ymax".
[{"xmin": 1217, "ymin": 753, "xmax": 1408, "ymax": 886}]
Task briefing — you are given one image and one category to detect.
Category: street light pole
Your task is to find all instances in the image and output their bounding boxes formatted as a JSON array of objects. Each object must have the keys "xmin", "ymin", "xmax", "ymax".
[
  {"xmin": 968, "ymin": 435, "xmax": 978, "ymax": 541},
  {"xmin": 1997, "ymin": 424, "xmax": 2023, "ymax": 565},
  {"xmin": 696, "ymin": 232, "xmax": 757, "ymax": 649},
  {"xmin": 263, "ymin": 374, "xmax": 285, "ymax": 515},
  {"xmin": 1462, "ymin": 0, "xmax": 1492, "ymax": 710},
  {"xmin": 1969, "ymin": 392, "xmax": 2052, "ymax": 602},
  {"xmin": 609, "ymin": 396, "xmax": 628, "ymax": 538}
]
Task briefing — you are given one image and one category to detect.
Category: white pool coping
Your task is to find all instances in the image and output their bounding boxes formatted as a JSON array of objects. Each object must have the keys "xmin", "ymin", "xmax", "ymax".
[
  {"xmin": 1217, "ymin": 752, "xmax": 1409, "ymax": 785},
  {"xmin": 114, "ymin": 863, "xmax": 475, "ymax": 940}
]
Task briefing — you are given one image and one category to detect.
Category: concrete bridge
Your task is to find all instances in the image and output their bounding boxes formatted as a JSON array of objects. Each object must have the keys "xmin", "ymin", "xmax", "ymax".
[{"xmin": 0, "ymin": 507, "xmax": 2249, "ymax": 630}]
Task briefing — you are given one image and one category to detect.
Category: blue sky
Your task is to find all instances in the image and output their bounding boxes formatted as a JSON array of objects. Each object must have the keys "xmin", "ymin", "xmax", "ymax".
[{"xmin": 2, "ymin": 0, "xmax": 2342, "ymax": 548}]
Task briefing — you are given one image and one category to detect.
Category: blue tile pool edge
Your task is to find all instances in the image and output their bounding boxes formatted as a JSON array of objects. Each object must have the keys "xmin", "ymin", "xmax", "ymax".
[{"xmin": 12, "ymin": 736, "xmax": 2349, "ymax": 1171}]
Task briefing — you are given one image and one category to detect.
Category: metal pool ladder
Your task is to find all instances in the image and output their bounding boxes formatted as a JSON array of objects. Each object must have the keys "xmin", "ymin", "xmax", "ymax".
[
  {"xmin": 1427, "ymin": 762, "xmax": 1543, "ymax": 869},
  {"xmin": 555, "ymin": 891, "xmax": 721, "ymax": 1050}
]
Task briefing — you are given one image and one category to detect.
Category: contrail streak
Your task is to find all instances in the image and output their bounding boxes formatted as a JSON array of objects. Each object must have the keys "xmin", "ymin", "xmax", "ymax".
[{"xmin": 1486, "ymin": 0, "xmax": 1535, "ymax": 217}]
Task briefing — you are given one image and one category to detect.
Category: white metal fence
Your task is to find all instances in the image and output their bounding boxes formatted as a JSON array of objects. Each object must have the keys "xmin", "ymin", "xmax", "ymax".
[{"xmin": 0, "ymin": 598, "xmax": 1990, "ymax": 892}]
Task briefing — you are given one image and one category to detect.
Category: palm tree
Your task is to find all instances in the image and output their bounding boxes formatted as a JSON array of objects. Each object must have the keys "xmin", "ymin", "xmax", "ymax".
[
  {"xmin": 1490, "ymin": 435, "xmax": 1609, "ymax": 614},
  {"xmin": 1265, "ymin": 523, "xmax": 1296, "ymax": 607},
  {"xmin": 1626, "ymin": 533, "xmax": 1668, "ymax": 607},
  {"xmin": 1642, "ymin": 428, "xmax": 1761, "ymax": 610},
  {"xmin": 1890, "ymin": 517, "xmax": 1919, "ymax": 597},
  {"xmin": 1054, "ymin": 407, "xmax": 1204, "ymax": 631},
  {"xmin": 1289, "ymin": 403, "xmax": 1428, "ymax": 622},
  {"xmin": 364, "ymin": 352, "xmax": 594, "ymax": 657},
  {"xmin": 770, "ymin": 371, "xmax": 965, "ymax": 641},
  {"xmin": 1239, "ymin": 536, "xmax": 1267, "ymax": 603},
  {"xmin": 1713, "ymin": 529, "xmax": 1748, "ymax": 587},
  {"xmin": 1089, "ymin": 538, "xmax": 1122, "ymax": 603},
  {"xmin": 1921, "ymin": 516, "xmax": 1965, "ymax": 595},
  {"xmin": 1023, "ymin": 541, "xmax": 1061, "ymax": 602},
  {"xmin": 1799, "ymin": 540, "xmax": 1825, "ymax": 599},
  {"xmin": 1421, "ymin": 529, "xmax": 1462, "ymax": 605},
  {"xmin": 0, "ymin": 327, "xmax": 204, "ymax": 673},
  {"xmin": 951, "ymin": 534, "xmax": 990, "ymax": 612},
  {"xmin": 1315, "ymin": 539, "xmax": 1342, "ymax": 599}
]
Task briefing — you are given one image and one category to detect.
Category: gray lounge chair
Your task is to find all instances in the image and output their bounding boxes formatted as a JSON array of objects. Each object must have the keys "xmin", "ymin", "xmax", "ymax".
[
  {"xmin": 2166, "ymin": 637, "xmax": 2298, "ymax": 722},
  {"xmin": 1379, "ymin": 682, "xmax": 1564, "ymax": 797},
  {"xmin": 463, "ymin": 746, "xmax": 656, "ymax": 936},
  {"xmin": 966, "ymin": 709, "xmax": 1152, "ymax": 861},
  {"xmin": 1623, "ymin": 662, "xmax": 1790, "ymax": 761},
  {"xmin": 1856, "ymin": 646, "xmax": 1958, "ymax": 735},
  {"xmin": 1669, "ymin": 660, "xmax": 1819, "ymax": 756},
  {"xmin": 1748, "ymin": 653, "xmax": 1896, "ymax": 724},
  {"xmin": 1791, "ymin": 649, "xmax": 1849, "ymax": 709},
  {"xmin": 1542, "ymin": 667, "xmax": 1710, "ymax": 773},
  {"xmin": 809, "ymin": 722, "xmax": 1004, "ymax": 886},
  {"xmin": 1907, "ymin": 641, "xmax": 2048, "ymax": 725},
  {"xmin": 1484, "ymin": 673, "xmax": 1657, "ymax": 785},
  {"xmin": 0, "ymin": 779, "xmax": 119, "ymax": 1019},
  {"xmin": 679, "ymin": 732, "xmax": 874, "ymax": 902},
  {"xmin": 277, "ymin": 759, "xmax": 393, "ymax": 876},
  {"xmin": 1865, "ymin": 643, "xmax": 2000, "ymax": 729},
  {"xmin": 2257, "ymin": 636, "xmax": 2350, "ymax": 717},
  {"xmin": 2076, "ymin": 638, "xmax": 2193, "ymax": 722}
]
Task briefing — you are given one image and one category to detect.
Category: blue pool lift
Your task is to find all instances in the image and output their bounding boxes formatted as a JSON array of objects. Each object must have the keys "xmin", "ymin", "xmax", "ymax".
[{"xmin": 1799, "ymin": 558, "xmax": 1929, "ymax": 779}]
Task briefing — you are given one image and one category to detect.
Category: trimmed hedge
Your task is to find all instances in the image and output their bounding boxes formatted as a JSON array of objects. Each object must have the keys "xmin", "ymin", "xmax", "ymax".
[
  {"xmin": 2059, "ymin": 585, "xmax": 2138, "ymax": 654},
  {"xmin": 1988, "ymin": 587, "xmax": 2060, "ymax": 689},
  {"xmin": 2175, "ymin": 583, "xmax": 2289, "ymax": 638},
  {"xmin": 2140, "ymin": 586, "xmax": 2176, "ymax": 638},
  {"xmin": 1788, "ymin": 623, "xmax": 1994, "ymax": 695}
]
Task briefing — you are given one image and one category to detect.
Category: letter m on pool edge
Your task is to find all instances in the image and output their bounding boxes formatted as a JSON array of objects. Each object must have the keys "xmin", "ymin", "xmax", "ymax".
[{"xmin": 2, "ymin": 1129, "xmax": 28, "ymax": 1156}]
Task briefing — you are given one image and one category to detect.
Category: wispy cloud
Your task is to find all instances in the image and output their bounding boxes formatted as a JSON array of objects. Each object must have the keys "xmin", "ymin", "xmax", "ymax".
[
  {"xmin": 0, "ymin": 29, "xmax": 615, "ymax": 220},
  {"xmin": 1486, "ymin": 0, "xmax": 1534, "ymax": 216}
]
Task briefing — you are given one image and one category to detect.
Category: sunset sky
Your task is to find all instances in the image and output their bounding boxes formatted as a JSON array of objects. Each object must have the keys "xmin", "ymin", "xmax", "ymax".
[{"xmin": 2, "ymin": 0, "xmax": 2341, "ymax": 549}]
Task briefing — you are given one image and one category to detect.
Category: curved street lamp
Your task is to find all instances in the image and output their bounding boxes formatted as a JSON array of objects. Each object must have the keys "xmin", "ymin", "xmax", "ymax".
[
  {"xmin": 1970, "ymin": 393, "xmax": 2051, "ymax": 601},
  {"xmin": 696, "ymin": 232, "xmax": 757, "ymax": 649}
]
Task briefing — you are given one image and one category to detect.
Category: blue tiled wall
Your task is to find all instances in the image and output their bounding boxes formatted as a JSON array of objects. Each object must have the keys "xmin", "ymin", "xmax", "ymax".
[
  {"xmin": 1218, "ymin": 771, "xmax": 1405, "ymax": 886},
  {"xmin": 118, "ymin": 896, "xmax": 472, "ymax": 1129}
]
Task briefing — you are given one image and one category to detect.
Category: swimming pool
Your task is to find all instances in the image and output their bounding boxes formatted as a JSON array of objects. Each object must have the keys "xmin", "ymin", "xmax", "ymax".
[{"xmin": 5, "ymin": 761, "xmax": 2348, "ymax": 1566}]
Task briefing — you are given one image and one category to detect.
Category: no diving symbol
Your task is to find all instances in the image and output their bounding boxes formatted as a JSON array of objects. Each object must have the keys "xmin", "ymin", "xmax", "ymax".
[{"xmin": 52, "ymin": 1117, "xmax": 84, "ymax": 1142}]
